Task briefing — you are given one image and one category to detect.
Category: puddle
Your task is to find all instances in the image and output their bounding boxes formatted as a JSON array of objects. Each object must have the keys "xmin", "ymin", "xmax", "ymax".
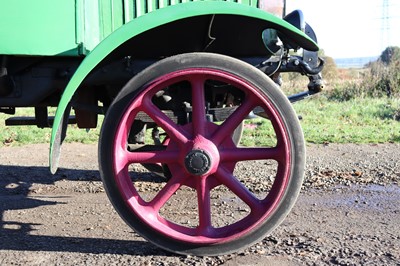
[{"xmin": 300, "ymin": 184, "xmax": 400, "ymax": 211}]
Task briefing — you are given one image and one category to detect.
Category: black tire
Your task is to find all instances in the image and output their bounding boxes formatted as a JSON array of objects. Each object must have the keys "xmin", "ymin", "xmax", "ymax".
[{"xmin": 99, "ymin": 53, "xmax": 305, "ymax": 256}]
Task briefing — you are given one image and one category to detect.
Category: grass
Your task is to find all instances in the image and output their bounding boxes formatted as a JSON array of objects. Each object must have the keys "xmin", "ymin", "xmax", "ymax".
[
  {"xmin": 0, "ymin": 97, "xmax": 399, "ymax": 147},
  {"xmin": 241, "ymin": 118, "xmax": 277, "ymax": 147},
  {"xmin": 293, "ymin": 97, "xmax": 399, "ymax": 144},
  {"xmin": 241, "ymin": 96, "xmax": 400, "ymax": 145},
  {"xmin": 0, "ymin": 108, "xmax": 101, "ymax": 147}
]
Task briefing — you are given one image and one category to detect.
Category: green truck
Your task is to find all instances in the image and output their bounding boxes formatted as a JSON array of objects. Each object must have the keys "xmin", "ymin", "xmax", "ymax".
[{"xmin": 0, "ymin": 0, "xmax": 323, "ymax": 255}]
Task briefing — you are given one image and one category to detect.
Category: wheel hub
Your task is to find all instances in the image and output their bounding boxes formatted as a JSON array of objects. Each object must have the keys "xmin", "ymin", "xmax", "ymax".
[{"xmin": 184, "ymin": 149, "xmax": 212, "ymax": 176}]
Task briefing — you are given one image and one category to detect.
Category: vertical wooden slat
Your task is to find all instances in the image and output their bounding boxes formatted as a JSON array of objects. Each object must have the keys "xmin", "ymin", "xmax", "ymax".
[{"xmin": 123, "ymin": 0, "xmax": 259, "ymax": 21}]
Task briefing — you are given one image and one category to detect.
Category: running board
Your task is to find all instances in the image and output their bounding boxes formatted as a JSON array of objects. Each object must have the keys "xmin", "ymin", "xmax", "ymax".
[{"xmin": 5, "ymin": 116, "xmax": 77, "ymax": 128}]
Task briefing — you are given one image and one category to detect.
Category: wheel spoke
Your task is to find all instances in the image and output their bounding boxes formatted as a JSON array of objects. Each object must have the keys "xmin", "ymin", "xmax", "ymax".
[
  {"xmin": 216, "ymin": 167, "xmax": 261, "ymax": 211},
  {"xmin": 220, "ymin": 147, "xmax": 283, "ymax": 162},
  {"xmin": 190, "ymin": 76, "xmax": 207, "ymax": 137},
  {"xmin": 126, "ymin": 150, "xmax": 178, "ymax": 164},
  {"xmin": 148, "ymin": 173, "xmax": 186, "ymax": 212},
  {"xmin": 196, "ymin": 176, "xmax": 212, "ymax": 235},
  {"xmin": 142, "ymin": 97, "xmax": 190, "ymax": 144},
  {"xmin": 212, "ymin": 96, "xmax": 257, "ymax": 145}
]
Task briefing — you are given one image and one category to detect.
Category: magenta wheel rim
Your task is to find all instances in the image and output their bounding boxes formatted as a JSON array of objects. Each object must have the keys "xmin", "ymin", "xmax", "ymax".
[{"xmin": 112, "ymin": 68, "xmax": 291, "ymax": 244}]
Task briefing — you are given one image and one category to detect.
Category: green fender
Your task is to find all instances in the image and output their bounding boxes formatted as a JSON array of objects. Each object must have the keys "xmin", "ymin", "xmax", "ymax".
[{"xmin": 49, "ymin": 1, "xmax": 318, "ymax": 173}]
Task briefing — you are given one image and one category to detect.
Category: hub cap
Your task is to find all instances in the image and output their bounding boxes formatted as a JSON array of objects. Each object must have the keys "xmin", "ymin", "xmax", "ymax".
[{"xmin": 184, "ymin": 149, "xmax": 212, "ymax": 176}]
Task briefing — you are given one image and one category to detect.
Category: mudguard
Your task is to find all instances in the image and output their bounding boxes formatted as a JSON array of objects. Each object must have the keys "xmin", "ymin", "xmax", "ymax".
[{"xmin": 50, "ymin": 1, "xmax": 318, "ymax": 173}]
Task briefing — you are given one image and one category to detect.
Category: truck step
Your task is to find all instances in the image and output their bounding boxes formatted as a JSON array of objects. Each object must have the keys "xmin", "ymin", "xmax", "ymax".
[{"xmin": 5, "ymin": 116, "xmax": 77, "ymax": 127}]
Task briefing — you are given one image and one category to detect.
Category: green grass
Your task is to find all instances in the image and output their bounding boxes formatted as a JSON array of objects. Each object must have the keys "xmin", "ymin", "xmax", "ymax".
[
  {"xmin": 294, "ymin": 97, "xmax": 400, "ymax": 144},
  {"xmin": 0, "ymin": 97, "xmax": 399, "ymax": 147},
  {"xmin": 241, "ymin": 97, "xmax": 399, "ymax": 145},
  {"xmin": 241, "ymin": 118, "xmax": 277, "ymax": 147}
]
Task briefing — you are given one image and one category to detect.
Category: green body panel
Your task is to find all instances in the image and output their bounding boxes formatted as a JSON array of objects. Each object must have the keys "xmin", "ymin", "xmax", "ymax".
[
  {"xmin": 93, "ymin": 0, "xmax": 258, "ymax": 53},
  {"xmin": 0, "ymin": 0, "xmax": 258, "ymax": 56},
  {"xmin": 49, "ymin": 1, "xmax": 318, "ymax": 173},
  {"xmin": 0, "ymin": 0, "xmax": 78, "ymax": 56}
]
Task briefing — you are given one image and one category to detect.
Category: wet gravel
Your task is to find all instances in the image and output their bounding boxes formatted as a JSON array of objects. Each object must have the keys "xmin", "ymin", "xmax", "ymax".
[{"xmin": 0, "ymin": 143, "xmax": 399, "ymax": 265}]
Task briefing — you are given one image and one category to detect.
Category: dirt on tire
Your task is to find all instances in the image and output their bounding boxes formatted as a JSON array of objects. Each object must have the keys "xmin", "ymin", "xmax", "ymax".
[{"xmin": 0, "ymin": 143, "xmax": 399, "ymax": 265}]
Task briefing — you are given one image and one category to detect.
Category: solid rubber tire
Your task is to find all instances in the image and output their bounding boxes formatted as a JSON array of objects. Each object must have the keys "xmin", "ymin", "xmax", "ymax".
[{"xmin": 99, "ymin": 52, "xmax": 306, "ymax": 256}]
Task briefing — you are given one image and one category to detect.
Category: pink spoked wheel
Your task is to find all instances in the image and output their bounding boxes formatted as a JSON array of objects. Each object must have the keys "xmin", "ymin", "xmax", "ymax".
[{"xmin": 99, "ymin": 53, "xmax": 305, "ymax": 256}]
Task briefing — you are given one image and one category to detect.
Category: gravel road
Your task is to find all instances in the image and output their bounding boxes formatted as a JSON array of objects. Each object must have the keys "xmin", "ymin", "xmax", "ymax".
[{"xmin": 0, "ymin": 143, "xmax": 399, "ymax": 265}]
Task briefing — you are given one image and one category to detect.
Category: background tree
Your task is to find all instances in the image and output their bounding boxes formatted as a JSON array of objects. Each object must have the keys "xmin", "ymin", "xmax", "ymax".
[
  {"xmin": 379, "ymin": 46, "xmax": 400, "ymax": 65},
  {"xmin": 321, "ymin": 55, "xmax": 338, "ymax": 80},
  {"xmin": 361, "ymin": 46, "xmax": 400, "ymax": 97}
]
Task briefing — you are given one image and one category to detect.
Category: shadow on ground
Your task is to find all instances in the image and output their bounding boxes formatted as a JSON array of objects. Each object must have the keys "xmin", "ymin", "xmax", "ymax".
[{"xmin": 0, "ymin": 165, "xmax": 167, "ymax": 256}]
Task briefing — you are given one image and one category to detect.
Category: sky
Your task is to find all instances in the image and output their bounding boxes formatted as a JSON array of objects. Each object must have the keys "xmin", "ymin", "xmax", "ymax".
[{"xmin": 285, "ymin": 0, "xmax": 400, "ymax": 59}]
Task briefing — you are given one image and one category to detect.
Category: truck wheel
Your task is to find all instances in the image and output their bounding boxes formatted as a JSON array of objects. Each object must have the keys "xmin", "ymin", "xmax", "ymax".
[{"xmin": 99, "ymin": 53, "xmax": 305, "ymax": 256}]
